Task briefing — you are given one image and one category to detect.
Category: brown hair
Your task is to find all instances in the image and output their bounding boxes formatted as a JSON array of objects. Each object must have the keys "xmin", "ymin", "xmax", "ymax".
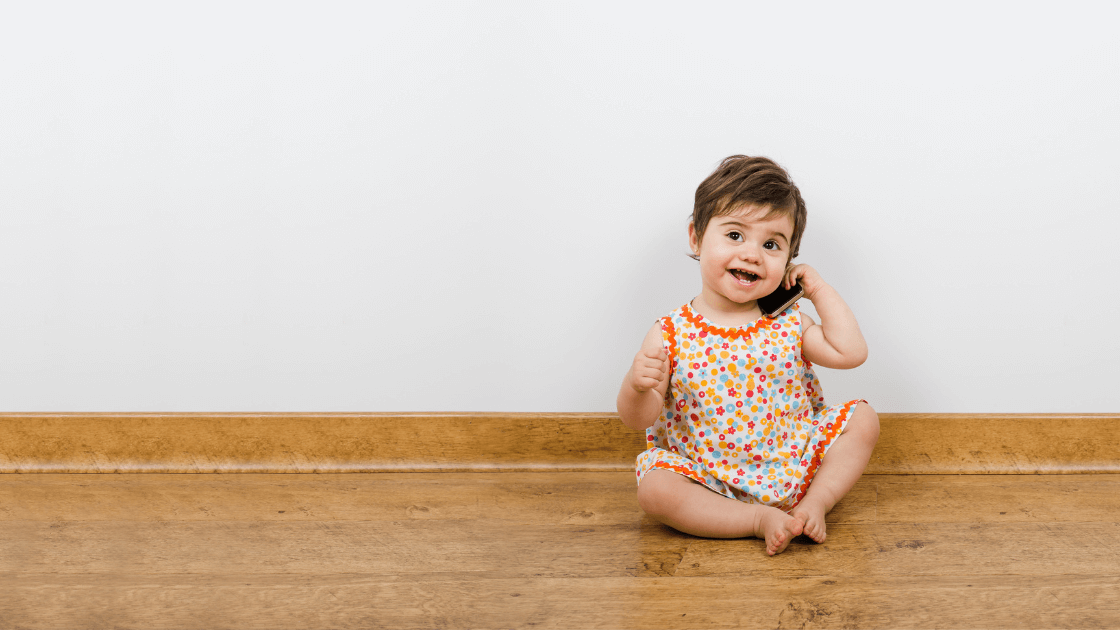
[{"xmin": 690, "ymin": 155, "xmax": 807, "ymax": 262}]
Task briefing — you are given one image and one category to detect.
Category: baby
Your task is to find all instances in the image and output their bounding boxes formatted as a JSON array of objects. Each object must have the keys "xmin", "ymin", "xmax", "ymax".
[{"xmin": 617, "ymin": 155, "xmax": 879, "ymax": 556}]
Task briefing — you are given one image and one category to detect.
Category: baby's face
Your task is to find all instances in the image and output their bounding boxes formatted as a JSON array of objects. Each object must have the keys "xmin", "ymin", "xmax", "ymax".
[{"xmin": 690, "ymin": 204, "xmax": 794, "ymax": 310}]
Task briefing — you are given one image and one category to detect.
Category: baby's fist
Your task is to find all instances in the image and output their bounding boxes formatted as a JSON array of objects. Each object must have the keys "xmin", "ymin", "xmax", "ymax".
[{"xmin": 629, "ymin": 347, "xmax": 668, "ymax": 393}]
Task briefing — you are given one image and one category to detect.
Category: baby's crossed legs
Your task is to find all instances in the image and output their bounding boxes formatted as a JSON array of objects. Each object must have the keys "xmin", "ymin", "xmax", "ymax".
[
  {"xmin": 637, "ymin": 469, "xmax": 803, "ymax": 556},
  {"xmin": 636, "ymin": 402, "xmax": 880, "ymax": 555},
  {"xmin": 789, "ymin": 402, "xmax": 880, "ymax": 543}
]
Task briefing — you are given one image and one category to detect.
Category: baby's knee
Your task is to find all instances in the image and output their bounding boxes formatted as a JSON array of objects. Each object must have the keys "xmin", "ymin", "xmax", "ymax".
[
  {"xmin": 852, "ymin": 402, "xmax": 880, "ymax": 443},
  {"xmin": 636, "ymin": 470, "xmax": 682, "ymax": 517}
]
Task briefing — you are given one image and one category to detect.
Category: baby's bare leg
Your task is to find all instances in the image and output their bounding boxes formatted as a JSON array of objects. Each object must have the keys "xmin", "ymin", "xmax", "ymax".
[
  {"xmin": 790, "ymin": 402, "xmax": 880, "ymax": 543},
  {"xmin": 637, "ymin": 468, "xmax": 803, "ymax": 555}
]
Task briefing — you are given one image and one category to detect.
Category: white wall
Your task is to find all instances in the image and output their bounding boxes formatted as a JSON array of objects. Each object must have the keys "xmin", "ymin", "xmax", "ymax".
[{"xmin": 1, "ymin": 2, "xmax": 1117, "ymax": 412}]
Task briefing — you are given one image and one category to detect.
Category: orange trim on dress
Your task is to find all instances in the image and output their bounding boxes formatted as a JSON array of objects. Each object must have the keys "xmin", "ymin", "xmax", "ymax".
[
  {"xmin": 788, "ymin": 399, "xmax": 865, "ymax": 508},
  {"xmin": 679, "ymin": 302, "xmax": 771, "ymax": 344},
  {"xmin": 659, "ymin": 316, "xmax": 677, "ymax": 375},
  {"xmin": 650, "ymin": 459, "xmax": 715, "ymax": 491},
  {"xmin": 659, "ymin": 316, "xmax": 677, "ymax": 408}
]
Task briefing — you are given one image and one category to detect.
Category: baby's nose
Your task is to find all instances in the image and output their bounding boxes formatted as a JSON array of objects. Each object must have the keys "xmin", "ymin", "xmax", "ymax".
[{"xmin": 737, "ymin": 245, "xmax": 761, "ymax": 262}]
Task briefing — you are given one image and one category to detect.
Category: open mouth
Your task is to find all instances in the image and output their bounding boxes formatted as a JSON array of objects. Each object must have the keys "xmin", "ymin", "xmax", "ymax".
[{"xmin": 729, "ymin": 269, "xmax": 759, "ymax": 283}]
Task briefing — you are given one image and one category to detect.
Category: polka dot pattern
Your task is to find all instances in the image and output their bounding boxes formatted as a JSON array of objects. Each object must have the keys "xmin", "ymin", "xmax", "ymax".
[{"xmin": 635, "ymin": 301, "xmax": 864, "ymax": 511}]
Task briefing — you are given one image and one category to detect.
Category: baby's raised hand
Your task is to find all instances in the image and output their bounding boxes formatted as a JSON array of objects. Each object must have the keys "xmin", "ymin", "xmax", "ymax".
[
  {"xmin": 628, "ymin": 347, "xmax": 668, "ymax": 393},
  {"xmin": 783, "ymin": 264, "xmax": 828, "ymax": 301}
]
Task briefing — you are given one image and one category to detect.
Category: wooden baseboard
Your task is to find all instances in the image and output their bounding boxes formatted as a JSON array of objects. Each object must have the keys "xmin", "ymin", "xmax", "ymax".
[{"xmin": 1, "ymin": 413, "xmax": 1116, "ymax": 474}]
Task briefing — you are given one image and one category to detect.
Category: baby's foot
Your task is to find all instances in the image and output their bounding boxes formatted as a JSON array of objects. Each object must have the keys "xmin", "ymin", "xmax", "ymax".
[
  {"xmin": 758, "ymin": 506, "xmax": 803, "ymax": 556},
  {"xmin": 790, "ymin": 498, "xmax": 828, "ymax": 543}
]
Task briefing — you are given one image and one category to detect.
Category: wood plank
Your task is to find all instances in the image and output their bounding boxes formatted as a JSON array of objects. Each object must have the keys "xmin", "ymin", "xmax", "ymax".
[
  {"xmin": 5, "ymin": 511, "xmax": 1118, "ymax": 580},
  {"xmin": 2, "ymin": 413, "xmax": 1118, "ymax": 474},
  {"xmin": 0, "ymin": 472, "xmax": 883, "ymax": 526},
  {"xmin": 7, "ymin": 473, "xmax": 1120, "ymax": 526},
  {"xmin": 0, "ymin": 472, "xmax": 640, "ymax": 524},
  {"xmin": 867, "ymin": 414, "xmax": 1120, "ymax": 474},
  {"xmin": 0, "ymin": 413, "xmax": 644, "ymax": 473},
  {"xmin": 872, "ymin": 474, "xmax": 1120, "ymax": 523},
  {"xmin": 1, "ymin": 574, "xmax": 1116, "ymax": 630},
  {"xmin": 0, "ymin": 519, "xmax": 692, "ymax": 579},
  {"xmin": 677, "ymin": 521, "xmax": 1120, "ymax": 577},
  {"xmin": 0, "ymin": 472, "xmax": 658, "ymax": 526},
  {"xmin": 3, "ymin": 471, "xmax": 1119, "ymax": 628}
]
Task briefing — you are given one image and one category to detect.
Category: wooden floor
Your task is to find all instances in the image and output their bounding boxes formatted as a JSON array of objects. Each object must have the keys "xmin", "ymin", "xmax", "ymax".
[{"xmin": 3, "ymin": 471, "xmax": 1119, "ymax": 629}]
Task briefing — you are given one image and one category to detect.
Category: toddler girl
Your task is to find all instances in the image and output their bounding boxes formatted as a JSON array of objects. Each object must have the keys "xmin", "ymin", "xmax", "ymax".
[{"xmin": 617, "ymin": 155, "xmax": 879, "ymax": 556}]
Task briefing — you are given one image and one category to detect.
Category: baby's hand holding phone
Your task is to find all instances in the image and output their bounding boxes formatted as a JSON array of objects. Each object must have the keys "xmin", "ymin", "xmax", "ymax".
[{"xmin": 783, "ymin": 264, "xmax": 827, "ymax": 301}]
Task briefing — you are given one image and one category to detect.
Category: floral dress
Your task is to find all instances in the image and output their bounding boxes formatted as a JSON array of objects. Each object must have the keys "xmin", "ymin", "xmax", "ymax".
[{"xmin": 635, "ymin": 301, "xmax": 864, "ymax": 511}]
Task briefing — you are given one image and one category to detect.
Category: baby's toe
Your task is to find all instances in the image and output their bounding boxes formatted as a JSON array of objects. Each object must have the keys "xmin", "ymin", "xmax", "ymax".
[
  {"xmin": 807, "ymin": 521, "xmax": 826, "ymax": 543},
  {"xmin": 767, "ymin": 534, "xmax": 784, "ymax": 555}
]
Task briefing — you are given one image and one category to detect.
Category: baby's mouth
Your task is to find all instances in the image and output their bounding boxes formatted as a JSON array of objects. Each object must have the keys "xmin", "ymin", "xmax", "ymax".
[{"xmin": 729, "ymin": 269, "xmax": 759, "ymax": 283}]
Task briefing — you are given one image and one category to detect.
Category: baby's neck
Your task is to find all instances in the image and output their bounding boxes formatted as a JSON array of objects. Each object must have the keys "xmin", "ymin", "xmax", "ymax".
[{"xmin": 691, "ymin": 296, "xmax": 763, "ymax": 328}]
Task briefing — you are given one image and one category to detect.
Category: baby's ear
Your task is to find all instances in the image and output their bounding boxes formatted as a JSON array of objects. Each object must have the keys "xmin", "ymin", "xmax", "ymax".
[{"xmin": 687, "ymin": 223, "xmax": 701, "ymax": 259}]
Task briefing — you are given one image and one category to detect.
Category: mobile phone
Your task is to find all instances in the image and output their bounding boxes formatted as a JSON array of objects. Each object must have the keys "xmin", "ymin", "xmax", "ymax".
[{"xmin": 757, "ymin": 281, "xmax": 804, "ymax": 318}]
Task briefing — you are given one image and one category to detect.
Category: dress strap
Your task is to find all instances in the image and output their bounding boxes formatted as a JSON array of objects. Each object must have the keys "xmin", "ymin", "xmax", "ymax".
[{"xmin": 657, "ymin": 316, "xmax": 678, "ymax": 402}]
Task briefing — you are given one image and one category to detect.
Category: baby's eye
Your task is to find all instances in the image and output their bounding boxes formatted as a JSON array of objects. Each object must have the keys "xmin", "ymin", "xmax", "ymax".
[
  {"xmin": 764, "ymin": 240, "xmax": 780, "ymax": 250},
  {"xmin": 728, "ymin": 231, "xmax": 742, "ymax": 241}
]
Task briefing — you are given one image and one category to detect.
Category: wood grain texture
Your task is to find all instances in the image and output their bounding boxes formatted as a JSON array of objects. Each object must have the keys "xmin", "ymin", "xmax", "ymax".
[
  {"xmin": 3, "ymin": 472, "xmax": 1120, "ymax": 629},
  {"xmin": 0, "ymin": 413, "xmax": 643, "ymax": 473},
  {"xmin": 6, "ymin": 507, "xmax": 1118, "ymax": 580},
  {"xmin": 678, "ymin": 522, "xmax": 1120, "ymax": 577},
  {"xmin": 0, "ymin": 520, "xmax": 692, "ymax": 578},
  {"xmin": 868, "ymin": 414, "xmax": 1120, "ymax": 474},
  {"xmin": 1, "ymin": 413, "xmax": 1118, "ymax": 474},
  {"xmin": 5, "ymin": 473, "xmax": 1117, "ymax": 524},
  {"xmin": 2, "ymin": 575, "xmax": 1117, "ymax": 630},
  {"xmin": 0, "ymin": 472, "xmax": 645, "ymax": 524},
  {"xmin": 872, "ymin": 474, "xmax": 1120, "ymax": 523}
]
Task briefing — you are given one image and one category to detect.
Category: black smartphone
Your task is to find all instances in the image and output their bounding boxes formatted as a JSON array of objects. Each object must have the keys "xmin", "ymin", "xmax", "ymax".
[{"xmin": 757, "ymin": 281, "xmax": 804, "ymax": 318}]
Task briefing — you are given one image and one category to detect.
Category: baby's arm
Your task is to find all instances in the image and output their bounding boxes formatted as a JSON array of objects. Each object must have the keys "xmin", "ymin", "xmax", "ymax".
[
  {"xmin": 784, "ymin": 264, "xmax": 868, "ymax": 369},
  {"xmin": 616, "ymin": 321, "xmax": 670, "ymax": 430}
]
